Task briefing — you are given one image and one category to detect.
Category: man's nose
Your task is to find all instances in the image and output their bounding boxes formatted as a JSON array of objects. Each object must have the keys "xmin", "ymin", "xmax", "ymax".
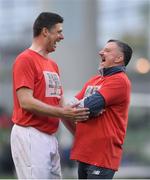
[
  {"xmin": 99, "ymin": 50, "xmax": 103, "ymax": 55},
  {"xmin": 60, "ymin": 34, "xmax": 64, "ymax": 40}
]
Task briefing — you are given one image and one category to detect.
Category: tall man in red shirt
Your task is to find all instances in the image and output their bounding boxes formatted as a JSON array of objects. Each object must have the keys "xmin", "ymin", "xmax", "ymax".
[
  {"xmin": 64, "ymin": 39, "xmax": 133, "ymax": 179},
  {"xmin": 10, "ymin": 12, "xmax": 89, "ymax": 179}
]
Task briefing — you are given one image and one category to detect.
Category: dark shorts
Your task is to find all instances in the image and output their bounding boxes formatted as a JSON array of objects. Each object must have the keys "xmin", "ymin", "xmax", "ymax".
[{"xmin": 78, "ymin": 161, "xmax": 116, "ymax": 179}]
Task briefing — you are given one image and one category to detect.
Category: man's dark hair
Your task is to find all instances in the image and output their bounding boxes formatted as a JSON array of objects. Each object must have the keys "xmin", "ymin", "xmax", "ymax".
[
  {"xmin": 33, "ymin": 12, "xmax": 64, "ymax": 37},
  {"xmin": 107, "ymin": 39, "xmax": 133, "ymax": 66}
]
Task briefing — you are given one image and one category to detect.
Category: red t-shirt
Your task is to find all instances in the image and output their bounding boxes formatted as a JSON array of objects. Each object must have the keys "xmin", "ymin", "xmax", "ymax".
[
  {"xmin": 12, "ymin": 49, "xmax": 63, "ymax": 134},
  {"xmin": 70, "ymin": 72, "xmax": 131, "ymax": 170}
]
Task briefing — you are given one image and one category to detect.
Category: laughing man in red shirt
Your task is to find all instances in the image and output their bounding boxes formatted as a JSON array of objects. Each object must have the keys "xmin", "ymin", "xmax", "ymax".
[{"xmin": 63, "ymin": 39, "xmax": 133, "ymax": 179}]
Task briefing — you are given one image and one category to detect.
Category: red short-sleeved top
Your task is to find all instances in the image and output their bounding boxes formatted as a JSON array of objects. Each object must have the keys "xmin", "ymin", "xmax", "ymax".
[
  {"xmin": 70, "ymin": 72, "xmax": 131, "ymax": 170},
  {"xmin": 12, "ymin": 49, "xmax": 63, "ymax": 134}
]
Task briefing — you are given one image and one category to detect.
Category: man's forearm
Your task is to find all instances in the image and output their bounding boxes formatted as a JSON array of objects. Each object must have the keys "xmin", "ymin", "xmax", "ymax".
[
  {"xmin": 20, "ymin": 96, "xmax": 64, "ymax": 117},
  {"xmin": 17, "ymin": 87, "xmax": 89, "ymax": 120},
  {"xmin": 69, "ymin": 92, "xmax": 105, "ymax": 118}
]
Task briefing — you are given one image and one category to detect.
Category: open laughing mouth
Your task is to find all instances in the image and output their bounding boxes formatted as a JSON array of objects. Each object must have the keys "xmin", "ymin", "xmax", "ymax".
[{"xmin": 101, "ymin": 56, "xmax": 106, "ymax": 63}]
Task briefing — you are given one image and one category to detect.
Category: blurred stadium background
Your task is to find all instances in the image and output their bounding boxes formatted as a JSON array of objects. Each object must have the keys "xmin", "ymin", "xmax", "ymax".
[{"xmin": 0, "ymin": 0, "xmax": 150, "ymax": 178}]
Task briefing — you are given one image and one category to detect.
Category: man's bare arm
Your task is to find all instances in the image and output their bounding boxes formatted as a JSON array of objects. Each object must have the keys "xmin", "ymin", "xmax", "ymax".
[{"xmin": 17, "ymin": 87, "xmax": 89, "ymax": 120}]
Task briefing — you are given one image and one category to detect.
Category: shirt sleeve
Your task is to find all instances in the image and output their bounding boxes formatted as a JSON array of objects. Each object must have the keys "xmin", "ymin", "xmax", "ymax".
[
  {"xmin": 13, "ymin": 56, "xmax": 35, "ymax": 91},
  {"xmin": 84, "ymin": 92, "xmax": 105, "ymax": 117},
  {"xmin": 98, "ymin": 76, "xmax": 128, "ymax": 106}
]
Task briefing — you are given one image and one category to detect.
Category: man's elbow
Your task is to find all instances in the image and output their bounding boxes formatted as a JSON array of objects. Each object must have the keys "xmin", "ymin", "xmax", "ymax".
[
  {"xmin": 17, "ymin": 88, "xmax": 34, "ymax": 111},
  {"xmin": 19, "ymin": 98, "xmax": 33, "ymax": 111}
]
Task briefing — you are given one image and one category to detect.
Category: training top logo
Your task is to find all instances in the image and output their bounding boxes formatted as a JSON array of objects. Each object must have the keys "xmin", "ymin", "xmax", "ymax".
[
  {"xmin": 84, "ymin": 85, "xmax": 101, "ymax": 97},
  {"xmin": 43, "ymin": 71, "xmax": 61, "ymax": 98}
]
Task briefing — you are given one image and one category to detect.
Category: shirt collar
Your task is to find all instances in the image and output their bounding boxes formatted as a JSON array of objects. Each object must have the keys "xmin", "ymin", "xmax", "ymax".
[{"xmin": 98, "ymin": 66, "xmax": 126, "ymax": 76}]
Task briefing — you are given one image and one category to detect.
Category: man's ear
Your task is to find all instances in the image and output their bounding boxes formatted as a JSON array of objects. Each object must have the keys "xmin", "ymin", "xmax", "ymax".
[
  {"xmin": 114, "ymin": 55, "xmax": 124, "ymax": 64},
  {"xmin": 42, "ymin": 27, "xmax": 49, "ymax": 37}
]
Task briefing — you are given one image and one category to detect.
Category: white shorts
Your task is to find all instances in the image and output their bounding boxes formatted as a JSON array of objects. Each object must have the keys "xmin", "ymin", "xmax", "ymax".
[{"xmin": 10, "ymin": 124, "xmax": 62, "ymax": 179}]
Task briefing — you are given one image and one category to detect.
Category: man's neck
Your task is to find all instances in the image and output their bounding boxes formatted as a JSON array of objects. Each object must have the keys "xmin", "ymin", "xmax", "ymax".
[{"xmin": 29, "ymin": 39, "xmax": 49, "ymax": 58}]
